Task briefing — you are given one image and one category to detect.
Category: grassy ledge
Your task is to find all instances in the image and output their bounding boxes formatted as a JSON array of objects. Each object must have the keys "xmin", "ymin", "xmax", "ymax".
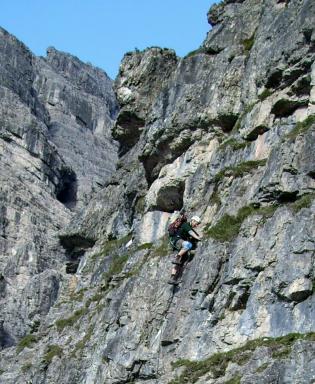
[
  {"xmin": 55, "ymin": 307, "xmax": 88, "ymax": 332},
  {"xmin": 16, "ymin": 334, "xmax": 38, "ymax": 353},
  {"xmin": 258, "ymin": 88, "xmax": 273, "ymax": 101},
  {"xmin": 242, "ymin": 34, "xmax": 255, "ymax": 53},
  {"xmin": 205, "ymin": 204, "xmax": 278, "ymax": 242},
  {"xmin": 286, "ymin": 115, "xmax": 315, "ymax": 140},
  {"xmin": 219, "ymin": 138, "xmax": 250, "ymax": 151},
  {"xmin": 213, "ymin": 159, "xmax": 267, "ymax": 184},
  {"xmin": 42, "ymin": 345, "xmax": 63, "ymax": 365},
  {"xmin": 99, "ymin": 234, "xmax": 132, "ymax": 258},
  {"xmin": 100, "ymin": 252, "xmax": 131, "ymax": 291},
  {"xmin": 206, "ymin": 194, "xmax": 315, "ymax": 243},
  {"xmin": 290, "ymin": 193, "xmax": 315, "ymax": 213},
  {"xmin": 21, "ymin": 363, "xmax": 33, "ymax": 373},
  {"xmin": 224, "ymin": 376, "xmax": 242, "ymax": 384},
  {"xmin": 169, "ymin": 332, "xmax": 315, "ymax": 384}
]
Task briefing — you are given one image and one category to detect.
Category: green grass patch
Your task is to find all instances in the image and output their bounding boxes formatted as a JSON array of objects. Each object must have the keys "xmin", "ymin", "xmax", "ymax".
[
  {"xmin": 21, "ymin": 363, "xmax": 33, "ymax": 373},
  {"xmin": 290, "ymin": 193, "xmax": 315, "ymax": 213},
  {"xmin": 258, "ymin": 89, "xmax": 273, "ymax": 101},
  {"xmin": 42, "ymin": 345, "xmax": 63, "ymax": 365},
  {"xmin": 206, "ymin": 203, "xmax": 278, "ymax": 242},
  {"xmin": 55, "ymin": 307, "xmax": 88, "ymax": 332},
  {"xmin": 256, "ymin": 362, "xmax": 269, "ymax": 373},
  {"xmin": 99, "ymin": 234, "xmax": 132, "ymax": 258},
  {"xmin": 100, "ymin": 252, "xmax": 131, "ymax": 291},
  {"xmin": 271, "ymin": 346, "xmax": 291, "ymax": 359},
  {"xmin": 213, "ymin": 159, "xmax": 267, "ymax": 184},
  {"xmin": 219, "ymin": 138, "xmax": 250, "ymax": 151},
  {"xmin": 70, "ymin": 289, "xmax": 85, "ymax": 302},
  {"xmin": 125, "ymin": 252, "xmax": 151, "ymax": 279},
  {"xmin": 106, "ymin": 253, "xmax": 129, "ymax": 276},
  {"xmin": 85, "ymin": 292, "xmax": 103, "ymax": 307},
  {"xmin": 185, "ymin": 48, "xmax": 205, "ymax": 58},
  {"xmin": 0, "ymin": 369, "xmax": 4, "ymax": 375},
  {"xmin": 169, "ymin": 332, "xmax": 315, "ymax": 384},
  {"xmin": 136, "ymin": 242, "xmax": 153, "ymax": 251},
  {"xmin": 135, "ymin": 196, "xmax": 146, "ymax": 214},
  {"xmin": 17, "ymin": 334, "xmax": 38, "ymax": 353},
  {"xmin": 224, "ymin": 376, "xmax": 242, "ymax": 384},
  {"xmin": 86, "ymin": 234, "xmax": 132, "ymax": 273},
  {"xmin": 286, "ymin": 115, "xmax": 315, "ymax": 140},
  {"xmin": 242, "ymin": 34, "xmax": 255, "ymax": 53}
]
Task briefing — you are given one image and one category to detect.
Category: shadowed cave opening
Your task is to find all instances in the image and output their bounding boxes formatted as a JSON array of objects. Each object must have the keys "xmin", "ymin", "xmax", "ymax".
[
  {"xmin": 60, "ymin": 234, "xmax": 96, "ymax": 274},
  {"xmin": 56, "ymin": 168, "xmax": 77, "ymax": 209},
  {"xmin": 277, "ymin": 191, "xmax": 299, "ymax": 203},
  {"xmin": 113, "ymin": 111, "xmax": 145, "ymax": 156},
  {"xmin": 0, "ymin": 322, "xmax": 15, "ymax": 350},
  {"xmin": 154, "ymin": 182, "xmax": 185, "ymax": 213}
]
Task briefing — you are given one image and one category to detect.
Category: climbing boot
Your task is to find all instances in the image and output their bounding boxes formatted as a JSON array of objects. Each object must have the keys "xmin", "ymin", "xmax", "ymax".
[{"xmin": 171, "ymin": 254, "xmax": 182, "ymax": 265}]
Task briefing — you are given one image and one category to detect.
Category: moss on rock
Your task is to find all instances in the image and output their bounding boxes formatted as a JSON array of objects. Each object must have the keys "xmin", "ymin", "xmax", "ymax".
[{"xmin": 169, "ymin": 333, "xmax": 315, "ymax": 383}]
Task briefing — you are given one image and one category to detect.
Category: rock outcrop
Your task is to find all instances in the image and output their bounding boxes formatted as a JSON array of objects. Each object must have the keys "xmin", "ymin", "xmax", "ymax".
[{"xmin": 0, "ymin": 0, "xmax": 315, "ymax": 383}]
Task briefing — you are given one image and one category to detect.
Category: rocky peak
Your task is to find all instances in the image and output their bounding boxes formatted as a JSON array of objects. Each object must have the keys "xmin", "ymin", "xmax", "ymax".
[
  {"xmin": 46, "ymin": 46, "xmax": 116, "ymax": 103},
  {"xmin": 0, "ymin": 1, "xmax": 315, "ymax": 383}
]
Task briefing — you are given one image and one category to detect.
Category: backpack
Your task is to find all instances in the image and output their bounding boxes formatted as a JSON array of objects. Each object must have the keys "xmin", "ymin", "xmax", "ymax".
[{"xmin": 168, "ymin": 212, "xmax": 187, "ymax": 237}]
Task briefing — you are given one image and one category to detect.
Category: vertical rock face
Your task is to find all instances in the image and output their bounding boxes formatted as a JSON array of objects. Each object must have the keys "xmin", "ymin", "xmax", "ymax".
[
  {"xmin": 0, "ymin": 27, "xmax": 118, "ymax": 351},
  {"xmin": 34, "ymin": 47, "xmax": 119, "ymax": 208},
  {"xmin": 0, "ymin": 0, "xmax": 315, "ymax": 383}
]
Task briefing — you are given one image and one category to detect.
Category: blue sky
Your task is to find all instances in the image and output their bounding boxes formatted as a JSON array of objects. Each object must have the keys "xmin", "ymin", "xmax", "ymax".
[{"xmin": 0, "ymin": 1, "xmax": 216, "ymax": 79}]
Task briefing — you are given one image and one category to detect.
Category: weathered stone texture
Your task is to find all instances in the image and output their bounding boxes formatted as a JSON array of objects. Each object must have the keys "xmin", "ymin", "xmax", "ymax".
[
  {"xmin": 0, "ymin": 25, "xmax": 117, "ymax": 351},
  {"xmin": 0, "ymin": 0, "xmax": 315, "ymax": 383}
]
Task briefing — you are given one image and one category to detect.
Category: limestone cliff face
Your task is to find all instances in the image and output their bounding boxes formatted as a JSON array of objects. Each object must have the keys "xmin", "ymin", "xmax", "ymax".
[
  {"xmin": 0, "ymin": 0, "xmax": 315, "ymax": 383},
  {"xmin": 0, "ymin": 27, "xmax": 117, "ymax": 350}
]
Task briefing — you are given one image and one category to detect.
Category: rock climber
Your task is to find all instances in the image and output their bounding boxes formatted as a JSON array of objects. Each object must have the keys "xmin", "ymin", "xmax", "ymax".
[{"xmin": 168, "ymin": 215, "xmax": 202, "ymax": 285}]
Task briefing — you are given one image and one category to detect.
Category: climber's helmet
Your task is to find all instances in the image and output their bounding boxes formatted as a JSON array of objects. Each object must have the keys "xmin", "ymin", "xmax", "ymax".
[{"xmin": 191, "ymin": 216, "xmax": 201, "ymax": 227}]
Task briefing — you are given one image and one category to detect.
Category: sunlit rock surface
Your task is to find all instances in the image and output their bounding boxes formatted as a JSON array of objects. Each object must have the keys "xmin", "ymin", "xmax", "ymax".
[{"xmin": 0, "ymin": 0, "xmax": 315, "ymax": 383}]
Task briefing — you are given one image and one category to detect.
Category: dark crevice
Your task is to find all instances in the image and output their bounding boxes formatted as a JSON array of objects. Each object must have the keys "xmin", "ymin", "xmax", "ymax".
[
  {"xmin": 227, "ymin": 287, "xmax": 251, "ymax": 311},
  {"xmin": 125, "ymin": 190, "xmax": 138, "ymax": 226},
  {"xmin": 303, "ymin": 29, "xmax": 312, "ymax": 44},
  {"xmin": 204, "ymin": 46, "xmax": 225, "ymax": 55},
  {"xmin": 215, "ymin": 114, "xmax": 239, "ymax": 132},
  {"xmin": 245, "ymin": 125, "xmax": 269, "ymax": 141},
  {"xmin": 271, "ymin": 98, "xmax": 308, "ymax": 118},
  {"xmin": 289, "ymin": 75, "xmax": 312, "ymax": 97},
  {"xmin": 0, "ymin": 274, "xmax": 6, "ymax": 298},
  {"xmin": 152, "ymin": 181, "xmax": 185, "ymax": 213},
  {"xmin": 59, "ymin": 234, "xmax": 96, "ymax": 251},
  {"xmin": 266, "ymin": 68, "xmax": 283, "ymax": 89},
  {"xmin": 0, "ymin": 322, "xmax": 15, "ymax": 350},
  {"xmin": 140, "ymin": 139, "xmax": 193, "ymax": 186},
  {"xmin": 56, "ymin": 167, "xmax": 77, "ymax": 209},
  {"xmin": 113, "ymin": 111, "xmax": 145, "ymax": 156},
  {"xmin": 59, "ymin": 234, "xmax": 96, "ymax": 275},
  {"xmin": 65, "ymin": 250, "xmax": 85, "ymax": 274},
  {"xmin": 277, "ymin": 191, "xmax": 298, "ymax": 203},
  {"xmin": 307, "ymin": 171, "xmax": 315, "ymax": 179},
  {"xmin": 75, "ymin": 115, "xmax": 87, "ymax": 127}
]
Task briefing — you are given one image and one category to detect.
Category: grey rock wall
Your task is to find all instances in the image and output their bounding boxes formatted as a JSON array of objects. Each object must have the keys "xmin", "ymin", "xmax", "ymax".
[
  {"xmin": 34, "ymin": 47, "xmax": 119, "ymax": 208},
  {"xmin": 0, "ymin": 26, "xmax": 118, "ymax": 352},
  {"xmin": 0, "ymin": 0, "xmax": 315, "ymax": 383}
]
